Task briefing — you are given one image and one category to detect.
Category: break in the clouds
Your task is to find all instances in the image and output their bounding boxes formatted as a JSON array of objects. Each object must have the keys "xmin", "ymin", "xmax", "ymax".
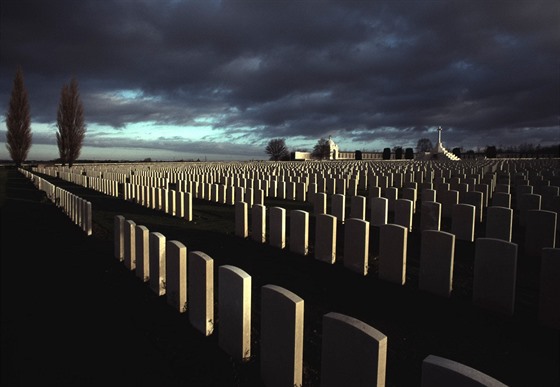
[{"xmin": 1, "ymin": 0, "xmax": 558, "ymax": 160}]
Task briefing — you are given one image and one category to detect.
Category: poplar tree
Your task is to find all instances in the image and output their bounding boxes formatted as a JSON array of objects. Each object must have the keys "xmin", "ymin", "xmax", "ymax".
[
  {"xmin": 5, "ymin": 67, "xmax": 32, "ymax": 167},
  {"xmin": 56, "ymin": 78, "xmax": 85, "ymax": 167}
]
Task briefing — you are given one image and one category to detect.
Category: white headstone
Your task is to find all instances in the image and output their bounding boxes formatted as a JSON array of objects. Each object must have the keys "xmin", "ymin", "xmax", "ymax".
[
  {"xmin": 421, "ymin": 201, "xmax": 441, "ymax": 232},
  {"xmin": 421, "ymin": 355, "xmax": 508, "ymax": 387},
  {"xmin": 315, "ymin": 192, "xmax": 327, "ymax": 215},
  {"xmin": 114, "ymin": 215, "xmax": 125, "ymax": 261},
  {"xmin": 370, "ymin": 197, "xmax": 388, "ymax": 227},
  {"xmin": 135, "ymin": 225, "xmax": 150, "ymax": 282},
  {"xmin": 441, "ymin": 190, "xmax": 459, "ymax": 218},
  {"xmin": 188, "ymin": 251, "xmax": 214, "ymax": 336},
  {"xmin": 485, "ymin": 206, "xmax": 513, "ymax": 242},
  {"xmin": 419, "ymin": 230, "xmax": 455, "ymax": 298},
  {"xmin": 473, "ymin": 238, "xmax": 517, "ymax": 316},
  {"xmin": 315, "ymin": 214, "xmax": 337, "ymax": 264},
  {"xmin": 331, "ymin": 194, "xmax": 346, "ymax": 223},
  {"xmin": 350, "ymin": 195, "xmax": 366, "ymax": 220},
  {"xmin": 402, "ymin": 187, "xmax": 417, "ymax": 213},
  {"xmin": 394, "ymin": 199, "xmax": 413, "ymax": 232},
  {"xmin": 462, "ymin": 191, "xmax": 483, "ymax": 223},
  {"xmin": 492, "ymin": 192, "xmax": 511, "ymax": 208},
  {"xmin": 184, "ymin": 191, "xmax": 193, "ymax": 221},
  {"xmin": 260, "ymin": 285, "xmax": 304, "ymax": 387},
  {"xmin": 290, "ymin": 210, "xmax": 309, "ymax": 256},
  {"xmin": 384, "ymin": 187, "xmax": 398, "ymax": 212},
  {"xmin": 235, "ymin": 201, "xmax": 248, "ymax": 238},
  {"xmin": 166, "ymin": 240, "xmax": 187, "ymax": 313},
  {"xmin": 124, "ymin": 219, "xmax": 136, "ymax": 270},
  {"xmin": 269, "ymin": 207, "xmax": 286, "ymax": 249},
  {"xmin": 149, "ymin": 232, "xmax": 166, "ymax": 296},
  {"xmin": 378, "ymin": 224, "xmax": 408, "ymax": 285},
  {"xmin": 251, "ymin": 204, "xmax": 266, "ymax": 243},
  {"xmin": 218, "ymin": 265, "xmax": 252, "ymax": 361},
  {"xmin": 524, "ymin": 210, "xmax": 557, "ymax": 257},
  {"xmin": 518, "ymin": 193, "xmax": 541, "ymax": 226},
  {"xmin": 451, "ymin": 204, "xmax": 475, "ymax": 242},
  {"xmin": 343, "ymin": 218, "xmax": 370, "ymax": 275},
  {"xmin": 321, "ymin": 312, "xmax": 387, "ymax": 387}
]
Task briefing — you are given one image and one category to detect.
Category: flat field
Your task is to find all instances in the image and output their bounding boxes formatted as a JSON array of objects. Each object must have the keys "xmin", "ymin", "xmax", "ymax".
[{"xmin": 1, "ymin": 165, "xmax": 558, "ymax": 386}]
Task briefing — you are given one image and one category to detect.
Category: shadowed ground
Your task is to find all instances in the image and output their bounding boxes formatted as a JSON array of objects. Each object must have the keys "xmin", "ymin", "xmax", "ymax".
[{"xmin": 1, "ymin": 166, "xmax": 558, "ymax": 386}]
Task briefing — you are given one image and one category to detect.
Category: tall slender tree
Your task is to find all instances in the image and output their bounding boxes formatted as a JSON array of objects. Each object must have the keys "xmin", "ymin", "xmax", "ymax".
[
  {"xmin": 5, "ymin": 67, "xmax": 32, "ymax": 167},
  {"xmin": 56, "ymin": 78, "xmax": 85, "ymax": 167}
]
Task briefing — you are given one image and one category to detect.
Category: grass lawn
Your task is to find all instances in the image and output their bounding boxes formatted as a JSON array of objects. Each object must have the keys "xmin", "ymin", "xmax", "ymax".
[{"xmin": 1, "ymin": 166, "xmax": 558, "ymax": 386}]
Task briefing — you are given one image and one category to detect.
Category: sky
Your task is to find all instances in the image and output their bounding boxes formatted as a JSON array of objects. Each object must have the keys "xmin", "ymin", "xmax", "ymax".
[{"xmin": 1, "ymin": 0, "xmax": 559, "ymax": 161}]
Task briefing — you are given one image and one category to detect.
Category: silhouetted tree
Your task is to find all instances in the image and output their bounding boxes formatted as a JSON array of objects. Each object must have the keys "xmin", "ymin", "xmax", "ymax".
[
  {"xmin": 382, "ymin": 147, "xmax": 391, "ymax": 160},
  {"xmin": 394, "ymin": 146, "xmax": 403, "ymax": 160},
  {"xmin": 416, "ymin": 138, "xmax": 433, "ymax": 153},
  {"xmin": 355, "ymin": 150, "xmax": 362, "ymax": 160},
  {"xmin": 5, "ymin": 67, "xmax": 32, "ymax": 167},
  {"xmin": 452, "ymin": 147, "xmax": 461, "ymax": 158},
  {"xmin": 485, "ymin": 145, "xmax": 497, "ymax": 159},
  {"xmin": 312, "ymin": 138, "xmax": 331, "ymax": 159},
  {"xmin": 404, "ymin": 148, "xmax": 414, "ymax": 159},
  {"xmin": 265, "ymin": 138, "xmax": 290, "ymax": 161},
  {"xmin": 56, "ymin": 78, "xmax": 86, "ymax": 167}
]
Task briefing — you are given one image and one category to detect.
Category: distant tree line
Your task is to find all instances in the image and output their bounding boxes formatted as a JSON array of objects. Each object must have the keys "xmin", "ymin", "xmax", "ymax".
[
  {"xmin": 5, "ymin": 67, "xmax": 86, "ymax": 167},
  {"xmin": 483, "ymin": 143, "xmax": 560, "ymax": 158},
  {"xmin": 454, "ymin": 144, "xmax": 560, "ymax": 159},
  {"xmin": 380, "ymin": 146, "xmax": 414, "ymax": 160},
  {"xmin": 262, "ymin": 133, "xmax": 559, "ymax": 163},
  {"xmin": 265, "ymin": 137, "xmax": 335, "ymax": 160}
]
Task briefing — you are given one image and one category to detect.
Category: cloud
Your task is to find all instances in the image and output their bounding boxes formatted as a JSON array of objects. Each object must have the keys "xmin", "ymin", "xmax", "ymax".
[{"xmin": 1, "ymin": 0, "xmax": 558, "ymax": 160}]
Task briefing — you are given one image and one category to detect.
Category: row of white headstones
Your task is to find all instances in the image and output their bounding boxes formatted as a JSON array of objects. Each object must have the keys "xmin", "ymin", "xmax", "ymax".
[
  {"xmin": 30, "ymin": 159, "xmax": 558, "ymax": 386},
  {"xmin": 114, "ymin": 213, "xmax": 511, "ymax": 387},
  {"xmin": 33, "ymin": 160, "xmax": 559, "ymax": 327},
  {"xmin": 235, "ymin": 200, "xmax": 558, "ymax": 319},
  {"xmin": 20, "ymin": 168, "xmax": 92, "ymax": 235}
]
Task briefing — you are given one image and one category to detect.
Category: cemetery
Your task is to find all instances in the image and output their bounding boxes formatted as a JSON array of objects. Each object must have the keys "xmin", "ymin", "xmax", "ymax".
[{"xmin": 1, "ymin": 157, "xmax": 559, "ymax": 386}]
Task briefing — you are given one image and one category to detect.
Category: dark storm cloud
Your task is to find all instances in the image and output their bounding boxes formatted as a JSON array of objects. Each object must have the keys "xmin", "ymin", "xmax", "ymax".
[{"xmin": 1, "ymin": 0, "xmax": 558, "ymax": 152}]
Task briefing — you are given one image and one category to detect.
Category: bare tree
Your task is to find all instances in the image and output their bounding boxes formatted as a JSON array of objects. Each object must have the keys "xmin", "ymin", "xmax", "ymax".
[
  {"xmin": 56, "ymin": 78, "xmax": 86, "ymax": 167},
  {"xmin": 416, "ymin": 138, "xmax": 433, "ymax": 153},
  {"xmin": 265, "ymin": 138, "xmax": 290, "ymax": 161},
  {"xmin": 5, "ymin": 67, "xmax": 32, "ymax": 167},
  {"xmin": 312, "ymin": 138, "xmax": 331, "ymax": 159}
]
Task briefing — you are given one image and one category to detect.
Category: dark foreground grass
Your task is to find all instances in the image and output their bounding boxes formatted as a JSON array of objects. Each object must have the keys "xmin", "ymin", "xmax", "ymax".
[
  {"xmin": 0, "ymin": 168, "xmax": 7, "ymax": 207},
  {"xmin": 1, "ymin": 166, "xmax": 559, "ymax": 387}
]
